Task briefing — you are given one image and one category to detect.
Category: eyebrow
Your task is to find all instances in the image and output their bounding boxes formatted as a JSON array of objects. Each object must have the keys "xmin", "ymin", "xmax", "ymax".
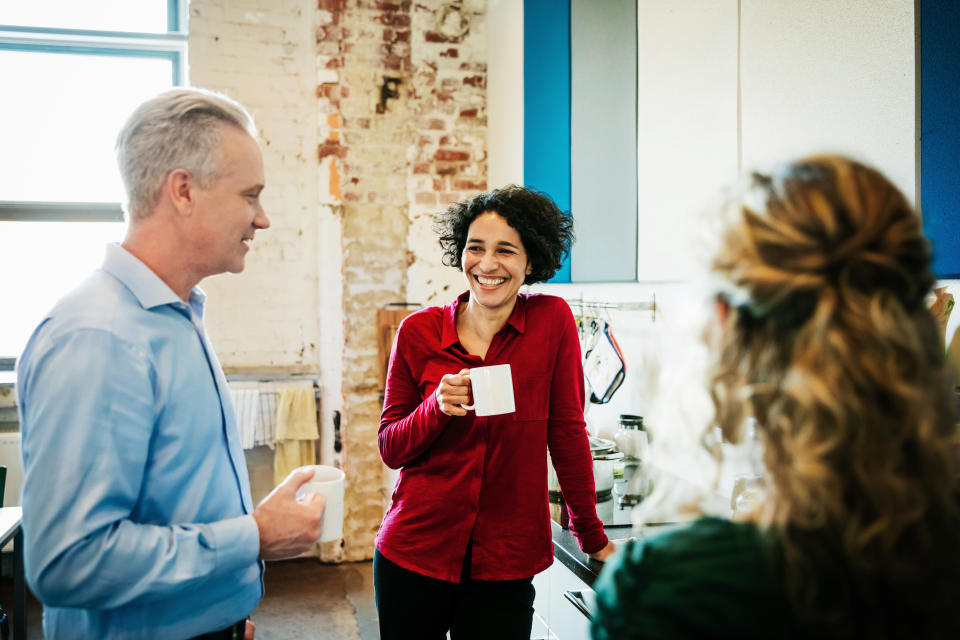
[{"xmin": 466, "ymin": 238, "xmax": 521, "ymax": 250}]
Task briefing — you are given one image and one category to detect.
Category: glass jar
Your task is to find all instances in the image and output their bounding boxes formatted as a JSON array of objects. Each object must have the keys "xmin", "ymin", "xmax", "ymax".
[{"xmin": 613, "ymin": 414, "xmax": 649, "ymax": 461}]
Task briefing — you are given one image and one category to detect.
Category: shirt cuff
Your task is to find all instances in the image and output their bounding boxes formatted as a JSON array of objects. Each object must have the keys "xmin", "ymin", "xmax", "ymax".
[
  {"xmin": 209, "ymin": 515, "xmax": 261, "ymax": 573},
  {"xmin": 577, "ymin": 528, "xmax": 610, "ymax": 555}
]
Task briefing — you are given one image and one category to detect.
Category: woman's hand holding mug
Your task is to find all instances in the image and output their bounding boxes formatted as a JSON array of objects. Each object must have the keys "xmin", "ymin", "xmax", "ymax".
[{"xmin": 436, "ymin": 369, "xmax": 471, "ymax": 416}]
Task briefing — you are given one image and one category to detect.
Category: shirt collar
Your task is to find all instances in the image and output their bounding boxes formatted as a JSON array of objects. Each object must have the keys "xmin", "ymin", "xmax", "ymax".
[
  {"xmin": 101, "ymin": 243, "xmax": 205, "ymax": 311},
  {"xmin": 440, "ymin": 291, "xmax": 528, "ymax": 349}
]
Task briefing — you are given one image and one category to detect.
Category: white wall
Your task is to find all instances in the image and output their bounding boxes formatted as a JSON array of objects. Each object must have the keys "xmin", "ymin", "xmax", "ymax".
[{"xmin": 512, "ymin": 1, "xmax": 929, "ymax": 474}]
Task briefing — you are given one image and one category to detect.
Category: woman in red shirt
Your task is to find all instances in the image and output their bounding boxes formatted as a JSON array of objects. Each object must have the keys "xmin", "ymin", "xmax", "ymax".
[{"xmin": 375, "ymin": 185, "xmax": 615, "ymax": 639}]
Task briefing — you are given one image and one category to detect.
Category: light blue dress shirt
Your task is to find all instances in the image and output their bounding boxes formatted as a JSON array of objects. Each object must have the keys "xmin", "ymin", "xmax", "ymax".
[{"xmin": 16, "ymin": 244, "xmax": 263, "ymax": 639}]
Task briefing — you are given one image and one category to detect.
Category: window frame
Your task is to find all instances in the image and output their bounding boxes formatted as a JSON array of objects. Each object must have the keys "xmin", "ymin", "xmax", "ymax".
[{"xmin": 0, "ymin": 2, "xmax": 186, "ymax": 370}]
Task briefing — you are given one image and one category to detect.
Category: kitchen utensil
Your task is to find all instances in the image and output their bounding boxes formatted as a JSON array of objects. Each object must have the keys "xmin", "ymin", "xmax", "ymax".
[{"xmin": 584, "ymin": 321, "xmax": 626, "ymax": 404}]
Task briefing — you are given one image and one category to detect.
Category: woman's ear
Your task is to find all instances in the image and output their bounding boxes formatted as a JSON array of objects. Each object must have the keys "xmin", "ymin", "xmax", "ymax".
[{"xmin": 715, "ymin": 296, "xmax": 731, "ymax": 326}]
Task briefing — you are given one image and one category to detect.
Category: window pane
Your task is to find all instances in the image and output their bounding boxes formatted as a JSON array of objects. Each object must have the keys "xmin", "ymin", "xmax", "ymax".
[
  {"xmin": 0, "ymin": 1, "xmax": 170, "ymax": 33},
  {"xmin": 0, "ymin": 49, "xmax": 173, "ymax": 203},
  {"xmin": 0, "ymin": 221, "xmax": 127, "ymax": 358}
]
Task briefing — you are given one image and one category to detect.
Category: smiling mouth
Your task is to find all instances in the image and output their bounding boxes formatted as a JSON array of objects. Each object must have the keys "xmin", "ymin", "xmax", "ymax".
[{"xmin": 476, "ymin": 275, "xmax": 507, "ymax": 286}]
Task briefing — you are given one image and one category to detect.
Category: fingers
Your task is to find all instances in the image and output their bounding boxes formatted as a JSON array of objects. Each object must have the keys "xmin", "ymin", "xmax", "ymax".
[
  {"xmin": 436, "ymin": 370, "xmax": 474, "ymax": 416},
  {"xmin": 281, "ymin": 467, "xmax": 316, "ymax": 494},
  {"xmin": 245, "ymin": 620, "xmax": 256, "ymax": 640}
]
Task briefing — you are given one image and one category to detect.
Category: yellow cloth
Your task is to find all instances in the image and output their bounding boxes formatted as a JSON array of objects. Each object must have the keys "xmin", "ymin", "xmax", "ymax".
[
  {"xmin": 273, "ymin": 387, "xmax": 319, "ymax": 485},
  {"xmin": 274, "ymin": 387, "xmax": 319, "ymax": 440},
  {"xmin": 273, "ymin": 440, "xmax": 316, "ymax": 486}
]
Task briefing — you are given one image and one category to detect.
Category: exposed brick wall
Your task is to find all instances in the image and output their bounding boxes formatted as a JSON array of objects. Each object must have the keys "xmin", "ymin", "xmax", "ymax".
[
  {"xmin": 317, "ymin": 0, "xmax": 488, "ymax": 562},
  {"xmin": 189, "ymin": 0, "xmax": 488, "ymax": 563}
]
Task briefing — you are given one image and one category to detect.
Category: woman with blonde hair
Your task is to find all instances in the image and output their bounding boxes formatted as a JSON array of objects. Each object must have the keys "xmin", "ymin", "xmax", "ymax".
[{"xmin": 592, "ymin": 155, "xmax": 960, "ymax": 639}]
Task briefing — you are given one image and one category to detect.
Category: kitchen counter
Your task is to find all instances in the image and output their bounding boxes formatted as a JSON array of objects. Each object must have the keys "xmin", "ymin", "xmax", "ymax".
[{"xmin": 551, "ymin": 519, "xmax": 632, "ymax": 586}]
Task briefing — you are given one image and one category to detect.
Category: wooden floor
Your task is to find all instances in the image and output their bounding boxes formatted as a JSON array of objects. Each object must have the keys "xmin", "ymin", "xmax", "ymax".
[{"xmin": 0, "ymin": 558, "xmax": 379, "ymax": 640}]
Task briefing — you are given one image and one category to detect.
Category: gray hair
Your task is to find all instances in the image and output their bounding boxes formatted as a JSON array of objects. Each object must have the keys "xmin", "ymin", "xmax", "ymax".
[{"xmin": 115, "ymin": 87, "xmax": 257, "ymax": 221}]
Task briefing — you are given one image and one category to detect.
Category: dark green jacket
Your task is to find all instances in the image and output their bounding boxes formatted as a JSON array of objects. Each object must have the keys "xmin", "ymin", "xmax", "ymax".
[{"xmin": 591, "ymin": 517, "xmax": 793, "ymax": 639}]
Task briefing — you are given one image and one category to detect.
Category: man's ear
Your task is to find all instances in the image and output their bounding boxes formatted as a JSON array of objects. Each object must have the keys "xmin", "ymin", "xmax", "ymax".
[{"xmin": 165, "ymin": 168, "xmax": 195, "ymax": 215}]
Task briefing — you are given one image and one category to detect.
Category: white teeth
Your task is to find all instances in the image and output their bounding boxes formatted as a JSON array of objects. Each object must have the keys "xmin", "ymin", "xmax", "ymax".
[{"xmin": 477, "ymin": 276, "xmax": 506, "ymax": 285}]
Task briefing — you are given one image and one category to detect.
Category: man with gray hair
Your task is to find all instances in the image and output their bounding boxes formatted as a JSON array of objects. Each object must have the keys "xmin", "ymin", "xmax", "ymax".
[{"xmin": 16, "ymin": 87, "xmax": 325, "ymax": 639}]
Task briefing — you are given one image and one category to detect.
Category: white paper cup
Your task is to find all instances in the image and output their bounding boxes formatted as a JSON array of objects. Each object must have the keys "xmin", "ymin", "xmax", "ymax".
[{"xmin": 295, "ymin": 465, "xmax": 345, "ymax": 542}]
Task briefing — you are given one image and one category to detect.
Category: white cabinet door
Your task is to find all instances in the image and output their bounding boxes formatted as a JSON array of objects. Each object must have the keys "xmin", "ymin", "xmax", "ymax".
[{"xmin": 547, "ymin": 561, "xmax": 593, "ymax": 640}]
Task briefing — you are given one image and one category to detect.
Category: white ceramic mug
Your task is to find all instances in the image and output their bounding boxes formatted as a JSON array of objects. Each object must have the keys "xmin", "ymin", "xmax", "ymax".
[
  {"xmin": 295, "ymin": 465, "xmax": 346, "ymax": 542},
  {"xmin": 461, "ymin": 363, "xmax": 515, "ymax": 417}
]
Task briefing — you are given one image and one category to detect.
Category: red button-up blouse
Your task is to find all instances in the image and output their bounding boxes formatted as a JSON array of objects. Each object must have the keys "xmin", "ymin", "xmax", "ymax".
[{"xmin": 376, "ymin": 292, "xmax": 608, "ymax": 582}]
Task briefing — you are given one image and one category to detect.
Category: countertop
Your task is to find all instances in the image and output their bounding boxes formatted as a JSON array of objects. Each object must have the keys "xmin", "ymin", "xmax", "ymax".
[{"xmin": 551, "ymin": 519, "xmax": 632, "ymax": 586}]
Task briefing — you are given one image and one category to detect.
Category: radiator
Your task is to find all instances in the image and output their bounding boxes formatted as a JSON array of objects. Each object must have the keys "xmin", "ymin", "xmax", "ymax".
[
  {"xmin": 0, "ymin": 432, "xmax": 23, "ymax": 507},
  {"xmin": 228, "ymin": 377, "xmax": 321, "ymax": 450}
]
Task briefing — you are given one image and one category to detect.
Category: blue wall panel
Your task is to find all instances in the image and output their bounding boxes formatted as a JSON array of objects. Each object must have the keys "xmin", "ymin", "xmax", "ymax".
[
  {"xmin": 524, "ymin": 0, "xmax": 571, "ymax": 283},
  {"xmin": 921, "ymin": 0, "xmax": 960, "ymax": 278}
]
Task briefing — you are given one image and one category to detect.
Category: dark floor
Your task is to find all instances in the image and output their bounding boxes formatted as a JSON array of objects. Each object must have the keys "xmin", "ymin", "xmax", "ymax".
[{"xmin": 0, "ymin": 558, "xmax": 378, "ymax": 640}]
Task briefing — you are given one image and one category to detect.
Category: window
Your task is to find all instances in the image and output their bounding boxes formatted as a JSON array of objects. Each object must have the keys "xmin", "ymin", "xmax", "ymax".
[{"xmin": 0, "ymin": 1, "xmax": 185, "ymax": 368}]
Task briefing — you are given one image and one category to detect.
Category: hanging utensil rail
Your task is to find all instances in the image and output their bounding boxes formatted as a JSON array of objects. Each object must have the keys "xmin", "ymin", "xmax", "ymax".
[{"xmin": 564, "ymin": 295, "xmax": 657, "ymax": 321}]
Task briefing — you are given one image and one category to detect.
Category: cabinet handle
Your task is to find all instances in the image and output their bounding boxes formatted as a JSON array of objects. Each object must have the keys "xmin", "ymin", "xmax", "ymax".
[{"xmin": 562, "ymin": 589, "xmax": 593, "ymax": 620}]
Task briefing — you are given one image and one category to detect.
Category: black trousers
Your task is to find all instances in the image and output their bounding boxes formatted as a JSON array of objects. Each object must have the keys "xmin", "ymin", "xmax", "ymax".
[
  {"xmin": 374, "ymin": 547, "xmax": 535, "ymax": 640},
  {"xmin": 188, "ymin": 619, "xmax": 246, "ymax": 640}
]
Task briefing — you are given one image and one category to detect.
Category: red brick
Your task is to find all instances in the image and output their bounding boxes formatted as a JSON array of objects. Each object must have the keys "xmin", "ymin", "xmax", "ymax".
[
  {"xmin": 413, "ymin": 163, "xmax": 431, "ymax": 174},
  {"xmin": 319, "ymin": 26, "xmax": 347, "ymax": 41},
  {"xmin": 439, "ymin": 48, "xmax": 458, "ymax": 58},
  {"xmin": 453, "ymin": 179, "xmax": 487, "ymax": 191},
  {"xmin": 343, "ymin": 192, "xmax": 362, "ymax": 202},
  {"xmin": 394, "ymin": 30, "xmax": 410, "ymax": 43},
  {"xmin": 317, "ymin": 41, "xmax": 340, "ymax": 56},
  {"xmin": 375, "ymin": 12, "xmax": 411, "ymax": 27},
  {"xmin": 433, "ymin": 178, "xmax": 444, "ymax": 190},
  {"xmin": 428, "ymin": 118, "xmax": 445, "ymax": 130},
  {"xmin": 382, "ymin": 29, "xmax": 394, "ymax": 42},
  {"xmin": 318, "ymin": 0, "xmax": 345, "ymax": 10},
  {"xmin": 439, "ymin": 136, "xmax": 452, "ymax": 146},
  {"xmin": 463, "ymin": 75, "xmax": 484, "ymax": 87},
  {"xmin": 434, "ymin": 149, "xmax": 470, "ymax": 162},
  {"xmin": 381, "ymin": 58, "xmax": 402, "ymax": 71},
  {"xmin": 436, "ymin": 164, "xmax": 458, "ymax": 176},
  {"xmin": 459, "ymin": 108, "xmax": 478, "ymax": 118},
  {"xmin": 325, "ymin": 56, "xmax": 343, "ymax": 69},
  {"xmin": 415, "ymin": 192, "xmax": 437, "ymax": 205},
  {"xmin": 318, "ymin": 143, "xmax": 348, "ymax": 160},
  {"xmin": 425, "ymin": 31, "xmax": 452, "ymax": 43},
  {"xmin": 439, "ymin": 192, "xmax": 461, "ymax": 205}
]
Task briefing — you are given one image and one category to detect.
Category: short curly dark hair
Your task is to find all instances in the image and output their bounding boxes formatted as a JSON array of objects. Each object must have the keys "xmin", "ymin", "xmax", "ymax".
[{"xmin": 433, "ymin": 185, "xmax": 574, "ymax": 285}]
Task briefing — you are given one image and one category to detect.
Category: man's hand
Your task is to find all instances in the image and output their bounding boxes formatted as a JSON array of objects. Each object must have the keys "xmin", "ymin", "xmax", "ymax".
[
  {"xmin": 253, "ymin": 468, "xmax": 325, "ymax": 560},
  {"xmin": 245, "ymin": 619, "xmax": 255, "ymax": 640},
  {"xmin": 436, "ymin": 369, "xmax": 471, "ymax": 416},
  {"xmin": 588, "ymin": 540, "xmax": 617, "ymax": 562}
]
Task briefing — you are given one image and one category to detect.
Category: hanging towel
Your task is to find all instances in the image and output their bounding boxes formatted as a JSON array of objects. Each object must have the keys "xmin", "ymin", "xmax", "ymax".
[
  {"xmin": 230, "ymin": 388, "xmax": 261, "ymax": 450},
  {"xmin": 273, "ymin": 440, "xmax": 317, "ymax": 486},
  {"xmin": 273, "ymin": 387, "xmax": 319, "ymax": 485},
  {"xmin": 275, "ymin": 387, "xmax": 319, "ymax": 441}
]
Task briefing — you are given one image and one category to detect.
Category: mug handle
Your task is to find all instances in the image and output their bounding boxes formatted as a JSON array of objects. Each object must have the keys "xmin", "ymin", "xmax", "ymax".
[{"xmin": 459, "ymin": 372, "xmax": 473, "ymax": 410}]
